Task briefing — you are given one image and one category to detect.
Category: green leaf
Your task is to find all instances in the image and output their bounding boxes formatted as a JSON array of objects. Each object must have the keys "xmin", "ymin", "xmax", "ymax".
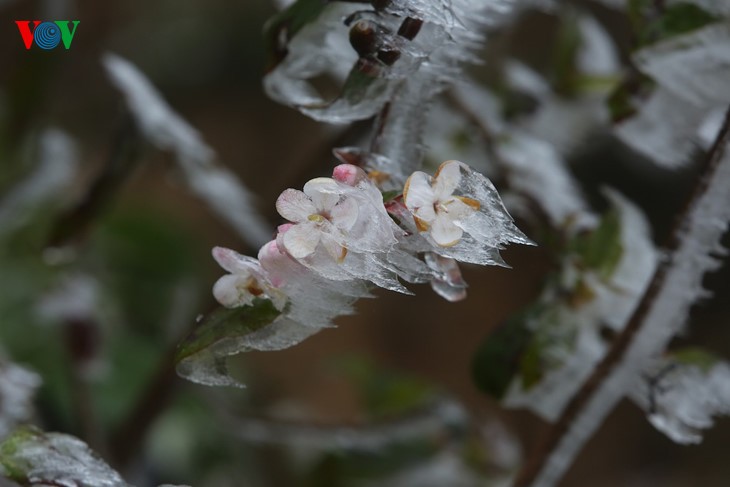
[
  {"xmin": 629, "ymin": 1, "xmax": 720, "ymax": 47},
  {"xmin": 337, "ymin": 356, "xmax": 435, "ymax": 420},
  {"xmin": 175, "ymin": 299, "xmax": 282, "ymax": 387},
  {"xmin": 471, "ymin": 311, "xmax": 534, "ymax": 400},
  {"xmin": 571, "ymin": 208, "xmax": 624, "ymax": 279},
  {"xmin": 670, "ymin": 347, "xmax": 721, "ymax": 373},
  {"xmin": 381, "ymin": 190, "xmax": 400, "ymax": 202}
]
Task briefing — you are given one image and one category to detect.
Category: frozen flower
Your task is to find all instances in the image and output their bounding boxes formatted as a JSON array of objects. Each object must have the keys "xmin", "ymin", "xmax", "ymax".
[
  {"xmin": 276, "ymin": 178, "xmax": 359, "ymax": 262},
  {"xmin": 403, "ymin": 160, "xmax": 480, "ymax": 246},
  {"xmin": 212, "ymin": 246, "xmax": 286, "ymax": 310}
]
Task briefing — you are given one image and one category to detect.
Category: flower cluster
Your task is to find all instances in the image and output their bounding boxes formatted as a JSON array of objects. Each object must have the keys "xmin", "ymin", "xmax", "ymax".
[{"xmin": 212, "ymin": 161, "xmax": 531, "ymax": 329}]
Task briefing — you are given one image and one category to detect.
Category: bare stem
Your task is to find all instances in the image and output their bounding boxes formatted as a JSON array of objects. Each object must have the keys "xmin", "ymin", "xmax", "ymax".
[{"xmin": 513, "ymin": 105, "xmax": 730, "ymax": 487}]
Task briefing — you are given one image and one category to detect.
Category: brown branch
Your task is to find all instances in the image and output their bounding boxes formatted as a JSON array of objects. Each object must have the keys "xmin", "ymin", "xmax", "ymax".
[{"xmin": 513, "ymin": 105, "xmax": 730, "ymax": 487}]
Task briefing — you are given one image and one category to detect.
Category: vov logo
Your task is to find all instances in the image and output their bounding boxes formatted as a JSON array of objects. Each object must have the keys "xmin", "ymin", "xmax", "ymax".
[{"xmin": 15, "ymin": 20, "xmax": 80, "ymax": 50}]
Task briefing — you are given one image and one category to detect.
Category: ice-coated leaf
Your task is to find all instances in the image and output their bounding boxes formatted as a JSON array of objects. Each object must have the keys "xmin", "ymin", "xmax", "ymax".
[
  {"xmin": 0, "ymin": 426, "xmax": 130, "ymax": 487},
  {"xmin": 175, "ymin": 298, "xmax": 287, "ymax": 387},
  {"xmin": 634, "ymin": 22, "xmax": 730, "ymax": 107},
  {"xmin": 524, "ymin": 117, "xmax": 730, "ymax": 487},
  {"xmin": 0, "ymin": 129, "xmax": 77, "ymax": 237},
  {"xmin": 496, "ymin": 134, "xmax": 596, "ymax": 230},
  {"xmin": 500, "ymin": 190, "xmax": 657, "ymax": 420},
  {"xmin": 614, "ymin": 87, "xmax": 704, "ymax": 167},
  {"xmin": 617, "ymin": 22, "xmax": 730, "ymax": 167},
  {"xmin": 102, "ymin": 52, "xmax": 272, "ymax": 248},
  {"xmin": 630, "ymin": 355, "xmax": 730, "ymax": 444},
  {"xmin": 630, "ymin": 0, "xmax": 720, "ymax": 46},
  {"xmin": 0, "ymin": 362, "xmax": 41, "ymax": 441}
]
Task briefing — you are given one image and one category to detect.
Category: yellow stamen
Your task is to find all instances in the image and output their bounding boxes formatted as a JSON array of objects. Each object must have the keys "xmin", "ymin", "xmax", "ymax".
[
  {"xmin": 308, "ymin": 214, "xmax": 326, "ymax": 223},
  {"xmin": 456, "ymin": 196, "xmax": 481, "ymax": 211},
  {"xmin": 414, "ymin": 215, "xmax": 430, "ymax": 232},
  {"xmin": 368, "ymin": 170, "xmax": 390, "ymax": 185}
]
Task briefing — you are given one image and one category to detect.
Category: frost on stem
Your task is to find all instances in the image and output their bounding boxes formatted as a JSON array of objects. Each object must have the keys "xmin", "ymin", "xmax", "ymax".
[
  {"xmin": 102, "ymin": 53, "xmax": 272, "ymax": 249},
  {"xmin": 178, "ymin": 161, "xmax": 531, "ymax": 387},
  {"xmin": 520, "ymin": 113, "xmax": 730, "ymax": 487}
]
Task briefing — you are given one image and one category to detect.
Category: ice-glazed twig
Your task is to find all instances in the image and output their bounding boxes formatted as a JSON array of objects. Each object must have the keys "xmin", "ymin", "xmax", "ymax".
[
  {"xmin": 222, "ymin": 397, "xmax": 468, "ymax": 451},
  {"xmin": 0, "ymin": 129, "xmax": 78, "ymax": 239},
  {"xmin": 513, "ymin": 105, "xmax": 730, "ymax": 487},
  {"xmin": 102, "ymin": 53, "xmax": 272, "ymax": 249}
]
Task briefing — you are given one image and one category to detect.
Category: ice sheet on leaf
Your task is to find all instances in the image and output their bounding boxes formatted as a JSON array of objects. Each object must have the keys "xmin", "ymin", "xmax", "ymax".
[
  {"xmin": 182, "ymin": 240, "xmax": 370, "ymax": 387},
  {"xmin": 617, "ymin": 23, "xmax": 730, "ymax": 167},
  {"xmin": 0, "ymin": 362, "xmax": 41, "ymax": 441},
  {"xmin": 176, "ymin": 298, "xmax": 288, "ymax": 387},
  {"xmin": 634, "ymin": 22, "xmax": 730, "ymax": 107},
  {"xmin": 0, "ymin": 129, "xmax": 77, "ymax": 236},
  {"xmin": 503, "ymin": 190, "xmax": 657, "ymax": 421},
  {"xmin": 630, "ymin": 357, "xmax": 730, "ymax": 444},
  {"xmin": 576, "ymin": 14, "xmax": 621, "ymax": 78},
  {"xmin": 263, "ymin": 3, "xmax": 362, "ymax": 110},
  {"xmin": 103, "ymin": 53, "xmax": 271, "ymax": 248},
  {"xmin": 496, "ymin": 134, "xmax": 596, "ymax": 230},
  {"xmin": 615, "ymin": 87, "xmax": 706, "ymax": 168},
  {"xmin": 0, "ymin": 427, "xmax": 130, "ymax": 487}
]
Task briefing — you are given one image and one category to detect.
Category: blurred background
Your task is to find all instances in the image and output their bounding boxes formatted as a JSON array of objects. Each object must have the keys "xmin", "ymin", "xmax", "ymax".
[{"xmin": 0, "ymin": 0, "xmax": 729, "ymax": 486}]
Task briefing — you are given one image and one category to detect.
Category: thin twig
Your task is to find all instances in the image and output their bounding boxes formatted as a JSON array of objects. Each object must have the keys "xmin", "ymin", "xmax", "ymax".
[
  {"xmin": 513, "ymin": 105, "xmax": 730, "ymax": 487},
  {"xmin": 46, "ymin": 111, "xmax": 140, "ymax": 248}
]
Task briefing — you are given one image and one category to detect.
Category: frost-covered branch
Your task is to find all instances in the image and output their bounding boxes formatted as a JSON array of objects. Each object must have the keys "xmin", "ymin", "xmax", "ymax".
[
  {"xmin": 102, "ymin": 53, "xmax": 272, "ymax": 249},
  {"xmin": 513, "ymin": 105, "xmax": 730, "ymax": 487}
]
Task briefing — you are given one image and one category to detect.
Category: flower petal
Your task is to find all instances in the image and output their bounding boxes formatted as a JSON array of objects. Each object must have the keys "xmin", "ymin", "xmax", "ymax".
[
  {"xmin": 431, "ymin": 214, "xmax": 464, "ymax": 247},
  {"xmin": 303, "ymin": 177, "xmax": 341, "ymax": 211},
  {"xmin": 403, "ymin": 171, "xmax": 435, "ymax": 209},
  {"xmin": 330, "ymin": 197, "xmax": 359, "ymax": 231},
  {"xmin": 213, "ymin": 274, "xmax": 256, "ymax": 308},
  {"xmin": 322, "ymin": 237, "xmax": 348, "ymax": 263},
  {"xmin": 212, "ymin": 246, "xmax": 258, "ymax": 275},
  {"xmin": 445, "ymin": 197, "xmax": 478, "ymax": 222},
  {"xmin": 433, "ymin": 160, "xmax": 462, "ymax": 200},
  {"xmin": 282, "ymin": 222, "xmax": 321, "ymax": 259},
  {"xmin": 276, "ymin": 189, "xmax": 317, "ymax": 223}
]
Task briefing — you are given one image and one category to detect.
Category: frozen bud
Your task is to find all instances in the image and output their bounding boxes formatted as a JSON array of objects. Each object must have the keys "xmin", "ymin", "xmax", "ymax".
[{"xmin": 333, "ymin": 163, "xmax": 367, "ymax": 186}]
